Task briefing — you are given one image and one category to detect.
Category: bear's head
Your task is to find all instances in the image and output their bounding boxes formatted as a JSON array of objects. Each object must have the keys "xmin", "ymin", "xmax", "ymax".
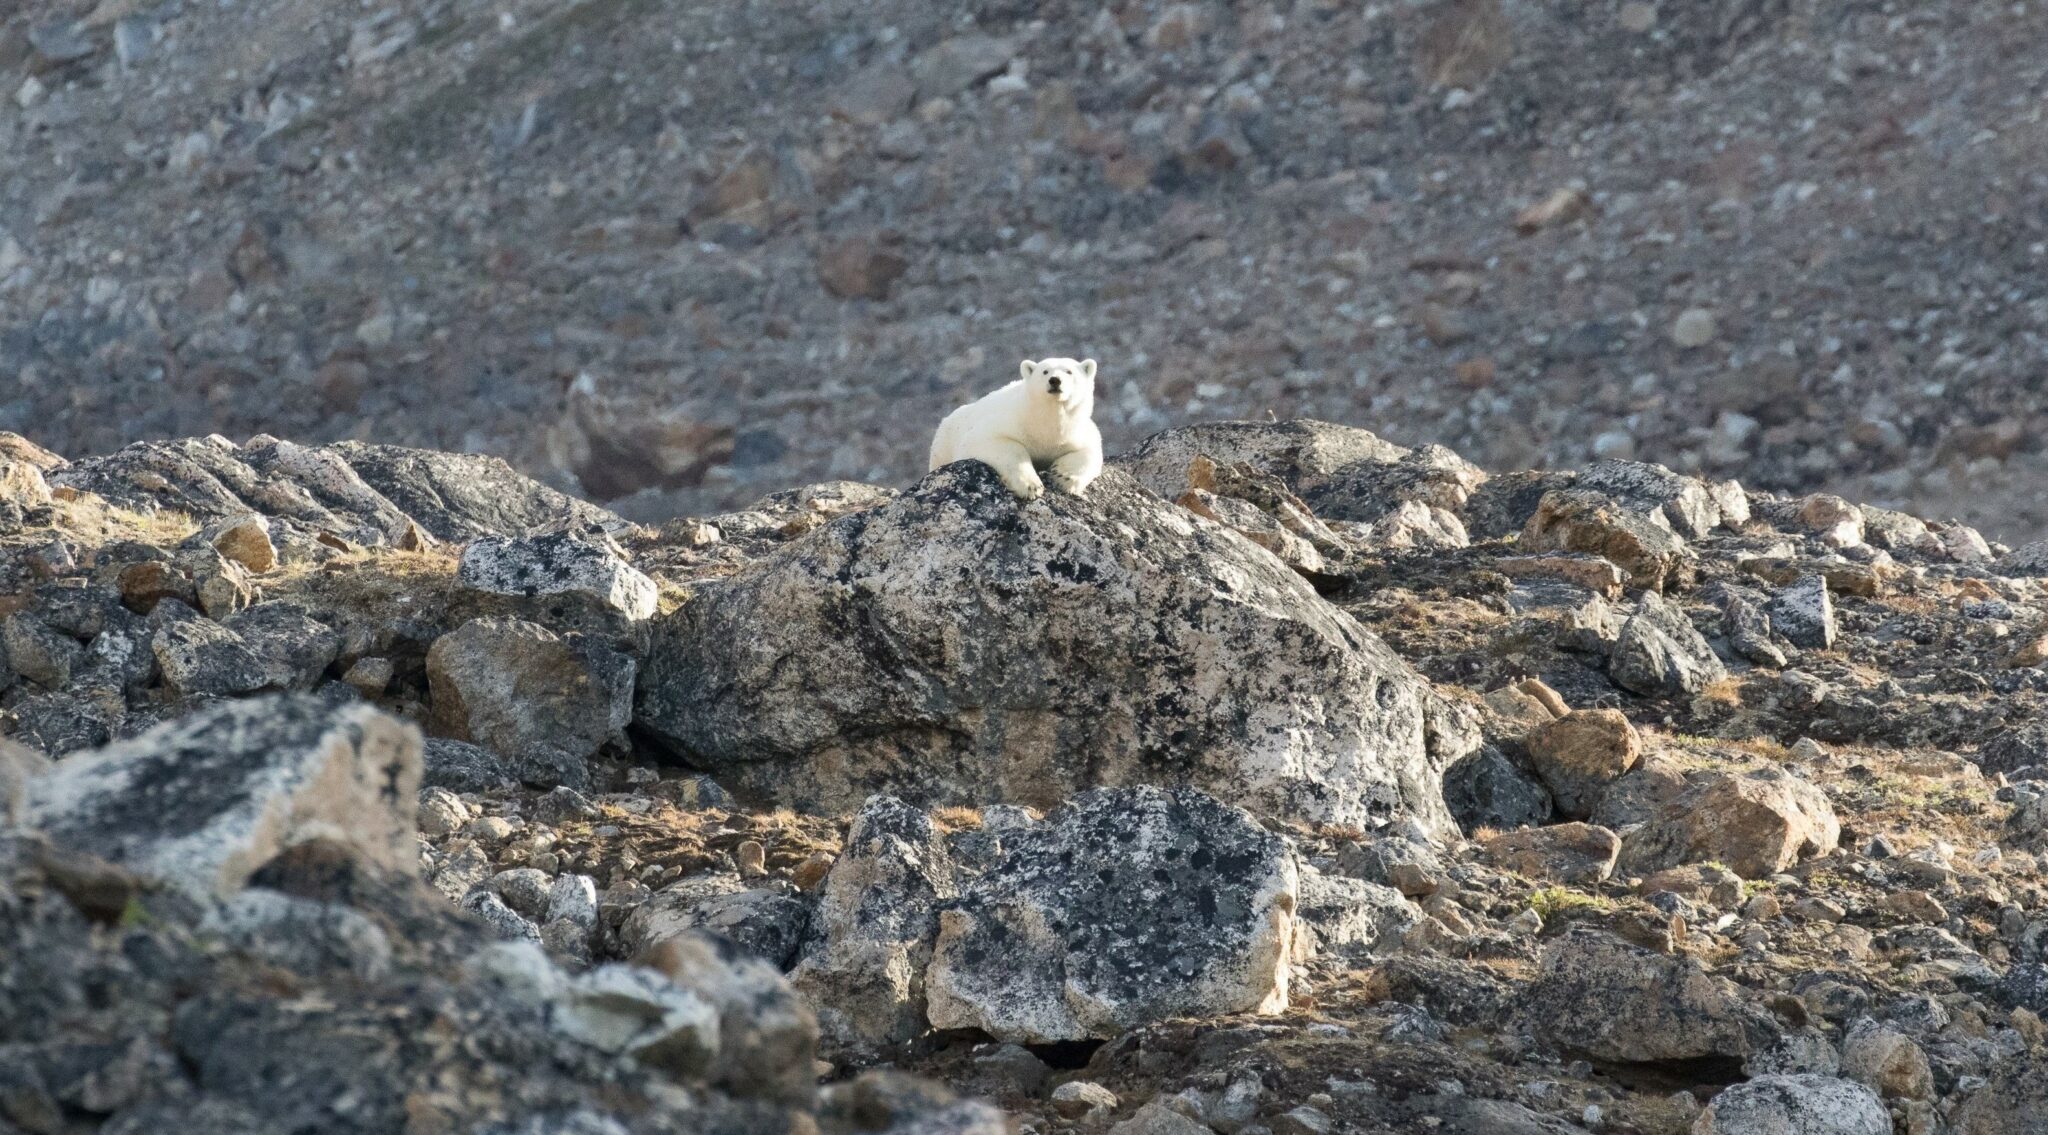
[{"xmin": 1021, "ymin": 357, "xmax": 1096, "ymax": 411}]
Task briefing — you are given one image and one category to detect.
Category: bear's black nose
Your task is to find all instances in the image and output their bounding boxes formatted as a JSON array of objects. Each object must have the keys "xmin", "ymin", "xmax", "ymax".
[{"xmin": 1048, "ymin": 377, "xmax": 1062, "ymax": 393}]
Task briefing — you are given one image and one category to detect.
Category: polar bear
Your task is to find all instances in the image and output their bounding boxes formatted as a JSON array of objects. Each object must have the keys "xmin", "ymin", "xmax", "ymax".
[{"xmin": 928, "ymin": 358, "xmax": 1104, "ymax": 501}]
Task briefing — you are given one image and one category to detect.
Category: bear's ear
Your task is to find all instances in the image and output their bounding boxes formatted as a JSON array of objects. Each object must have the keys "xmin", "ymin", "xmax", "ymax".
[
  {"xmin": 1081, "ymin": 359, "xmax": 1097, "ymax": 381},
  {"xmin": 1020, "ymin": 360, "xmax": 1038, "ymax": 381}
]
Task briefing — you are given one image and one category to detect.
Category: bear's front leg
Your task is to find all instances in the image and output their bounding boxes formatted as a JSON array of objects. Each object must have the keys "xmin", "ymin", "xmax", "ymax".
[
  {"xmin": 1049, "ymin": 445, "xmax": 1103, "ymax": 497},
  {"xmin": 984, "ymin": 444, "xmax": 1045, "ymax": 501}
]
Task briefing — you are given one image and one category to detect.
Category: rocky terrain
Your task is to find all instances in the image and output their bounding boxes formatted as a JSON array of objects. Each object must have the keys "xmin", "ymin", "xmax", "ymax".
[
  {"xmin": 6, "ymin": 418, "xmax": 2048, "ymax": 1134},
  {"xmin": 4, "ymin": 0, "xmax": 2048, "ymax": 541}
]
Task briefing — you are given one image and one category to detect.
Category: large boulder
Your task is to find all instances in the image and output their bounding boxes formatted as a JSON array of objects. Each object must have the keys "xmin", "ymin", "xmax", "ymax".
[
  {"xmin": 637, "ymin": 463, "xmax": 1449, "ymax": 833},
  {"xmin": 1523, "ymin": 709, "xmax": 1641, "ymax": 820},
  {"xmin": 1526, "ymin": 929, "xmax": 1773, "ymax": 1064},
  {"xmin": 789, "ymin": 796, "xmax": 958, "ymax": 1061},
  {"xmin": 1619, "ymin": 769, "xmax": 1840, "ymax": 879},
  {"xmin": 23, "ymin": 696, "xmax": 422, "ymax": 899},
  {"xmin": 1692, "ymin": 1074, "xmax": 1889, "ymax": 1135},
  {"xmin": 425, "ymin": 617, "xmax": 634, "ymax": 792},
  {"xmin": 925, "ymin": 787, "xmax": 1296, "ymax": 1042}
]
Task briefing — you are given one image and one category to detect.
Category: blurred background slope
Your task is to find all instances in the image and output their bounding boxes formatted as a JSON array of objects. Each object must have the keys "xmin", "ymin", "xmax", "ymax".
[{"xmin": 1, "ymin": 0, "xmax": 2043, "ymax": 536}]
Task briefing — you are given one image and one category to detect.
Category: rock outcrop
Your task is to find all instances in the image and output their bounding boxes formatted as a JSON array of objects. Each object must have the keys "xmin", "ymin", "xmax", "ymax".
[{"xmin": 638, "ymin": 462, "xmax": 1451, "ymax": 833}]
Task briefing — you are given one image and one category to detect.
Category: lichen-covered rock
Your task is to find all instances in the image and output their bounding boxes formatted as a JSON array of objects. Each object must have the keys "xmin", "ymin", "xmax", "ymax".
[
  {"xmin": 1293, "ymin": 867, "xmax": 1417, "ymax": 959},
  {"xmin": 24, "ymin": 695, "xmax": 421, "ymax": 899},
  {"xmin": 1692, "ymin": 1074, "xmax": 1889, "ymax": 1135},
  {"xmin": 1619, "ymin": 768, "xmax": 1840, "ymax": 879},
  {"xmin": 789, "ymin": 796, "xmax": 957, "ymax": 1060},
  {"xmin": 924, "ymin": 786, "xmax": 1297, "ymax": 1043},
  {"xmin": 426, "ymin": 616, "xmax": 634, "ymax": 792},
  {"xmin": 1523, "ymin": 709, "xmax": 1640, "ymax": 820},
  {"xmin": 553, "ymin": 963, "xmax": 720, "ymax": 1077},
  {"xmin": 1527, "ymin": 929, "xmax": 1774, "ymax": 1063},
  {"xmin": 1608, "ymin": 592, "xmax": 1728, "ymax": 698},
  {"xmin": 1769, "ymin": 575, "xmax": 1837, "ymax": 650},
  {"xmin": 1574, "ymin": 459, "xmax": 1723, "ymax": 539},
  {"xmin": 1441, "ymin": 746, "xmax": 1555, "ymax": 833},
  {"xmin": 459, "ymin": 532, "xmax": 660, "ymax": 620},
  {"xmin": 638, "ymin": 463, "xmax": 1449, "ymax": 834},
  {"xmin": 1521, "ymin": 489, "xmax": 1693, "ymax": 593}
]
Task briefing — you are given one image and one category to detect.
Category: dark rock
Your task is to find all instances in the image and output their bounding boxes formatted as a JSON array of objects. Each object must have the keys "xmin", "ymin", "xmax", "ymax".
[
  {"xmin": 459, "ymin": 532, "xmax": 658, "ymax": 621},
  {"xmin": 421, "ymin": 738, "xmax": 519, "ymax": 793},
  {"xmin": 1441, "ymin": 745, "xmax": 1554, "ymax": 832},
  {"xmin": 426, "ymin": 617, "xmax": 634, "ymax": 792},
  {"xmin": 925, "ymin": 786, "xmax": 1296, "ymax": 1042},
  {"xmin": 1526, "ymin": 929, "xmax": 1774, "ymax": 1063},
  {"xmin": 1608, "ymin": 592, "xmax": 1728, "ymax": 697},
  {"xmin": 1768, "ymin": 575, "xmax": 1837, "ymax": 650}
]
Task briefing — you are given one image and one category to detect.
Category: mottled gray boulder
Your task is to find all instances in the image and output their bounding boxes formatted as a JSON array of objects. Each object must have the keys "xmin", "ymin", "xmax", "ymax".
[
  {"xmin": 1574, "ymin": 459, "xmax": 1722, "ymax": 539},
  {"xmin": 1527, "ymin": 929, "xmax": 1773, "ymax": 1063},
  {"xmin": 1608, "ymin": 592, "xmax": 1728, "ymax": 697},
  {"xmin": 50, "ymin": 436, "xmax": 621, "ymax": 549},
  {"xmin": 1724, "ymin": 591, "xmax": 1791, "ymax": 667},
  {"xmin": 1440, "ymin": 746, "xmax": 1553, "ymax": 833},
  {"xmin": 1693, "ymin": 1075, "xmax": 1888, "ymax": 1135},
  {"xmin": 463, "ymin": 889, "xmax": 543, "ymax": 943},
  {"xmin": 622, "ymin": 884, "xmax": 813, "ymax": 970},
  {"xmin": 426, "ymin": 617, "xmax": 634, "ymax": 792},
  {"xmin": 2, "ymin": 613, "xmax": 83, "ymax": 688},
  {"xmin": 459, "ymin": 532, "xmax": 659, "ymax": 621},
  {"xmin": 924, "ymin": 787, "xmax": 1297, "ymax": 1043},
  {"xmin": 789, "ymin": 796, "xmax": 958, "ymax": 1060},
  {"xmin": 2001, "ymin": 539, "xmax": 2048, "ymax": 578},
  {"xmin": 638, "ymin": 463, "xmax": 1449, "ymax": 834},
  {"xmin": 1619, "ymin": 768, "xmax": 1839, "ymax": 879},
  {"xmin": 24, "ymin": 696, "xmax": 422, "ymax": 899},
  {"xmin": 1768, "ymin": 575, "xmax": 1836, "ymax": 650}
]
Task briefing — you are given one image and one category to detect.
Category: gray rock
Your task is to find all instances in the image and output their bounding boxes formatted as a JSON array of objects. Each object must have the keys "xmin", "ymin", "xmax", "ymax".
[
  {"xmin": 638, "ymin": 464, "xmax": 1450, "ymax": 835},
  {"xmin": 2000, "ymin": 539, "xmax": 2048, "ymax": 578},
  {"xmin": 1116, "ymin": 420, "xmax": 1411, "ymax": 504},
  {"xmin": 1574, "ymin": 459, "xmax": 1721, "ymax": 538},
  {"xmin": 421, "ymin": 738, "xmax": 520, "ymax": 793},
  {"xmin": 458, "ymin": 532, "xmax": 659, "ymax": 621},
  {"xmin": 1526, "ymin": 929, "xmax": 1773, "ymax": 1063},
  {"xmin": 1693, "ymin": 1074, "xmax": 1888, "ymax": 1135},
  {"xmin": 553, "ymin": 963, "xmax": 719, "ymax": 1076},
  {"xmin": 150, "ymin": 607, "xmax": 286, "ymax": 699},
  {"xmin": 909, "ymin": 34, "xmax": 1017, "ymax": 99},
  {"xmin": 227, "ymin": 603, "xmax": 342, "ymax": 689},
  {"xmin": 463, "ymin": 889, "xmax": 543, "ymax": 943},
  {"xmin": 638, "ymin": 930, "xmax": 820, "ymax": 1104},
  {"xmin": 925, "ymin": 786, "xmax": 1297, "ymax": 1042},
  {"xmin": 1, "ymin": 613, "xmax": 83, "ymax": 688},
  {"xmin": 1768, "ymin": 575, "xmax": 1837, "ymax": 650},
  {"xmin": 1111, "ymin": 1102, "xmax": 1213, "ymax": 1135},
  {"xmin": 205, "ymin": 889, "xmax": 394, "ymax": 981},
  {"xmin": 1608, "ymin": 592, "xmax": 1728, "ymax": 697},
  {"xmin": 1952, "ymin": 1062, "xmax": 2048, "ymax": 1134},
  {"xmin": 1839, "ymin": 1018, "xmax": 1932, "ymax": 1100},
  {"xmin": 621, "ymin": 881, "xmax": 812, "ymax": 970},
  {"xmin": 427, "ymin": 617, "xmax": 634, "ymax": 792},
  {"xmin": 547, "ymin": 874, "xmax": 601, "ymax": 930},
  {"xmin": 1723, "ymin": 591, "xmax": 1791, "ymax": 667},
  {"xmin": 1522, "ymin": 489, "xmax": 1694, "ymax": 593},
  {"xmin": 1294, "ymin": 867, "xmax": 1418, "ymax": 958},
  {"xmin": 491, "ymin": 868, "xmax": 555, "ymax": 920},
  {"xmin": 1440, "ymin": 746, "xmax": 1554, "ymax": 833},
  {"xmin": 26, "ymin": 696, "xmax": 421, "ymax": 899},
  {"xmin": 789, "ymin": 796, "xmax": 957, "ymax": 1060}
]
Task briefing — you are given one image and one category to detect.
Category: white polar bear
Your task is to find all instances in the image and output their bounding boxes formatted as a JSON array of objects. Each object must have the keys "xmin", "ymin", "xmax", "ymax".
[{"xmin": 928, "ymin": 358, "xmax": 1104, "ymax": 501}]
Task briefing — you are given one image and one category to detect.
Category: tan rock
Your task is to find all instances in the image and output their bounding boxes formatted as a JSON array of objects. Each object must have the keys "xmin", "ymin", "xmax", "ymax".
[
  {"xmin": 1525, "ymin": 709, "xmax": 1641, "ymax": 820},
  {"xmin": 209, "ymin": 514, "xmax": 277, "ymax": 574},
  {"xmin": 1482, "ymin": 822, "xmax": 1620, "ymax": 884},
  {"xmin": 1621, "ymin": 770, "xmax": 1840, "ymax": 880},
  {"xmin": 1522, "ymin": 490, "xmax": 1692, "ymax": 592}
]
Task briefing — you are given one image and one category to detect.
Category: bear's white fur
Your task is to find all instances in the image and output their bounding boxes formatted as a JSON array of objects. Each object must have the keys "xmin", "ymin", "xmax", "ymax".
[{"xmin": 929, "ymin": 358, "xmax": 1104, "ymax": 501}]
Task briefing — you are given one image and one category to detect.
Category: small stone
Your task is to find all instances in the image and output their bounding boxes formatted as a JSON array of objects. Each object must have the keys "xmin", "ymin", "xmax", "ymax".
[
  {"xmin": 547, "ymin": 873, "xmax": 601, "ymax": 930},
  {"xmin": 1052, "ymin": 1081, "xmax": 1119, "ymax": 1118},
  {"xmin": 1768, "ymin": 575, "xmax": 1836, "ymax": 650},
  {"xmin": 1671, "ymin": 308, "xmax": 1718, "ymax": 349},
  {"xmin": 1840, "ymin": 1020, "xmax": 1932, "ymax": 1101},
  {"xmin": 1795, "ymin": 494, "xmax": 1865, "ymax": 548},
  {"xmin": 462, "ymin": 889, "xmax": 543, "ymax": 943},
  {"xmin": 418, "ymin": 787, "xmax": 467, "ymax": 837},
  {"xmin": 342, "ymin": 656, "xmax": 394, "ymax": 697}
]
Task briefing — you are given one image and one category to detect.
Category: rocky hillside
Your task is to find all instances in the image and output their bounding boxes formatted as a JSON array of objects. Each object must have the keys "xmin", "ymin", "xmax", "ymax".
[
  {"xmin": 7, "ymin": 420, "xmax": 2048, "ymax": 1134},
  {"xmin": 4, "ymin": 0, "xmax": 2047, "ymax": 540}
]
